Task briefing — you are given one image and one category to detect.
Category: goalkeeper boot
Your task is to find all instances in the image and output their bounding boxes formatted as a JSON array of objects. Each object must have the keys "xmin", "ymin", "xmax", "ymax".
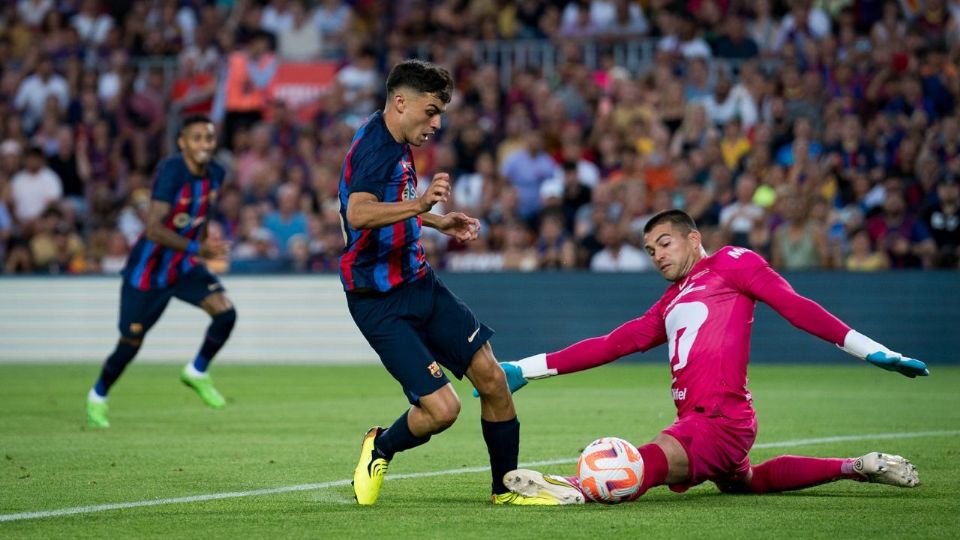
[
  {"xmin": 86, "ymin": 397, "xmax": 110, "ymax": 428},
  {"xmin": 180, "ymin": 366, "xmax": 226, "ymax": 409},
  {"xmin": 353, "ymin": 426, "xmax": 389, "ymax": 505},
  {"xmin": 854, "ymin": 452, "xmax": 919, "ymax": 487},
  {"xmin": 502, "ymin": 469, "xmax": 585, "ymax": 504}
]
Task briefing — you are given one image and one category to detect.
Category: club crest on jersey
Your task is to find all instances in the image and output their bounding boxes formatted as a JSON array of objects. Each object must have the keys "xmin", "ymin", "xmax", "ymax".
[
  {"xmin": 427, "ymin": 361, "xmax": 443, "ymax": 378},
  {"xmin": 173, "ymin": 212, "xmax": 191, "ymax": 228}
]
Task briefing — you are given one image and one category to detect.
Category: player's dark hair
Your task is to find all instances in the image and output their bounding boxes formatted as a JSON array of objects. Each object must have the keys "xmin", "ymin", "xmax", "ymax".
[
  {"xmin": 386, "ymin": 60, "xmax": 453, "ymax": 104},
  {"xmin": 643, "ymin": 209, "xmax": 698, "ymax": 235},
  {"xmin": 179, "ymin": 114, "xmax": 213, "ymax": 136}
]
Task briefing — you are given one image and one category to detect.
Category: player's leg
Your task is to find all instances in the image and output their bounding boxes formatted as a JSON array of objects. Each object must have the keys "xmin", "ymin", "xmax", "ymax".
[
  {"xmin": 87, "ymin": 283, "xmax": 170, "ymax": 427},
  {"xmin": 419, "ymin": 275, "xmax": 530, "ymax": 503},
  {"xmin": 346, "ymin": 285, "xmax": 453, "ymax": 504},
  {"xmin": 174, "ymin": 268, "xmax": 235, "ymax": 408},
  {"xmin": 720, "ymin": 452, "xmax": 919, "ymax": 493},
  {"xmin": 464, "ymin": 342, "xmax": 527, "ymax": 503}
]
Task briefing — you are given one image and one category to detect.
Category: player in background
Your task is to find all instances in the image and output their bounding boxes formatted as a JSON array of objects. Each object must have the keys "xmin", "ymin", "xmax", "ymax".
[
  {"xmin": 492, "ymin": 209, "xmax": 928, "ymax": 504},
  {"xmin": 341, "ymin": 60, "xmax": 544, "ymax": 505},
  {"xmin": 86, "ymin": 115, "xmax": 236, "ymax": 428}
]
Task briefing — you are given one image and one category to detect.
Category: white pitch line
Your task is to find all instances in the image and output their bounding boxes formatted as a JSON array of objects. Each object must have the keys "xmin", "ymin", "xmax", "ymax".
[{"xmin": 2, "ymin": 429, "xmax": 958, "ymax": 523}]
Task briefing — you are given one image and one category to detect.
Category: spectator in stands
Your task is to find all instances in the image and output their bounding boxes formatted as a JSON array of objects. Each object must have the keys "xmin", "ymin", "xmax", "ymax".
[
  {"xmin": 46, "ymin": 126, "xmax": 88, "ymax": 214},
  {"xmin": 922, "ymin": 175, "xmax": 960, "ymax": 268},
  {"xmin": 278, "ymin": 0, "xmax": 322, "ymax": 61},
  {"xmin": 336, "ymin": 44, "xmax": 380, "ymax": 119},
  {"xmin": 771, "ymin": 193, "xmax": 829, "ymax": 270},
  {"xmin": 712, "ymin": 14, "xmax": 760, "ymax": 59},
  {"xmin": 71, "ymin": 0, "xmax": 114, "ymax": 47},
  {"xmin": 590, "ymin": 219, "xmax": 651, "ymax": 272},
  {"xmin": 216, "ymin": 29, "xmax": 276, "ymax": 150},
  {"xmin": 14, "ymin": 55, "xmax": 69, "ymax": 132},
  {"xmin": 501, "ymin": 130, "xmax": 557, "ymax": 223},
  {"xmin": 311, "ymin": 0, "xmax": 352, "ymax": 44},
  {"xmin": 866, "ymin": 191, "xmax": 937, "ymax": 268},
  {"xmin": 845, "ymin": 227, "xmax": 890, "ymax": 271},
  {"xmin": 170, "ymin": 49, "xmax": 216, "ymax": 117},
  {"xmin": 720, "ymin": 173, "xmax": 764, "ymax": 248},
  {"xmin": 264, "ymin": 182, "xmax": 308, "ymax": 257},
  {"xmin": 10, "ymin": 146, "xmax": 62, "ymax": 229},
  {"xmin": 536, "ymin": 211, "xmax": 576, "ymax": 270}
]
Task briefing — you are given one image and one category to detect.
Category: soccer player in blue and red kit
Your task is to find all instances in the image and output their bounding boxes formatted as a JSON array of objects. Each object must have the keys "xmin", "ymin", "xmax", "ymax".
[
  {"xmin": 342, "ymin": 60, "xmax": 547, "ymax": 505},
  {"xmin": 493, "ymin": 210, "xmax": 927, "ymax": 504},
  {"xmin": 86, "ymin": 115, "xmax": 237, "ymax": 428}
]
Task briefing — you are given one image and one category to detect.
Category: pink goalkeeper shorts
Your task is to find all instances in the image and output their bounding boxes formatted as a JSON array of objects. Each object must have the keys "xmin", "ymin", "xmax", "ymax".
[{"xmin": 661, "ymin": 408, "xmax": 758, "ymax": 492}]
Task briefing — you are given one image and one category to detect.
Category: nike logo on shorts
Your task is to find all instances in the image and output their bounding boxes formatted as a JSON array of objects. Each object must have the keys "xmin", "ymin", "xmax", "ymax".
[{"xmin": 467, "ymin": 327, "xmax": 480, "ymax": 343}]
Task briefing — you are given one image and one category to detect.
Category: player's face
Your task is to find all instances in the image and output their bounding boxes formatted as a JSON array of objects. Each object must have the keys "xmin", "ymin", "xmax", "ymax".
[
  {"xmin": 402, "ymin": 91, "xmax": 444, "ymax": 146},
  {"xmin": 643, "ymin": 223, "xmax": 702, "ymax": 282},
  {"xmin": 178, "ymin": 123, "xmax": 217, "ymax": 166}
]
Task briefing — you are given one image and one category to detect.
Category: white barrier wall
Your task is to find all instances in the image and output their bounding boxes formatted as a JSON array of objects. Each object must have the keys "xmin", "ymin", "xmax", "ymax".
[{"xmin": 0, "ymin": 276, "xmax": 378, "ymax": 363}]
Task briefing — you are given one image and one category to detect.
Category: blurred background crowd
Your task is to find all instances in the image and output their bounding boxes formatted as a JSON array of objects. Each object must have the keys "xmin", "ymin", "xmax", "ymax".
[{"xmin": 1, "ymin": 0, "xmax": 959, "ymax": 275}]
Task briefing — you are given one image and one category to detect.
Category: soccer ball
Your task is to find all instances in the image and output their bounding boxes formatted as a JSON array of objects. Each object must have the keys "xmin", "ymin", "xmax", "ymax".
[{"xmin": 577, "ymin": 437, "xmax": 644, "ymax": 503}]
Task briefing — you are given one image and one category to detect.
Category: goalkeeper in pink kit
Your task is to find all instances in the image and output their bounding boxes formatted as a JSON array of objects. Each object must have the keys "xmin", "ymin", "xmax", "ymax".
[{"xmin": 497, "ymin": 209, "xmax": 928, "ymax": 504}]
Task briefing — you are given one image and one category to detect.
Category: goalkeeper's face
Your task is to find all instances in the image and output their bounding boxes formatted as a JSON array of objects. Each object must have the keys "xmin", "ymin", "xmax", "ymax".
[{"xmin": 643, "ymin": 223, "xmax": 703, "ymax": 282}]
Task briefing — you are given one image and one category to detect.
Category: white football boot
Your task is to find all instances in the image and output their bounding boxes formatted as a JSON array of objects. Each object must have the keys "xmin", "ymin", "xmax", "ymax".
[
  {"xmin": 503, "ymin": 469, "xmax": 586, "ymax": 504},
  {"xmin": 854, "ymin": 452, "xmax": 920, "ymax": 487}
]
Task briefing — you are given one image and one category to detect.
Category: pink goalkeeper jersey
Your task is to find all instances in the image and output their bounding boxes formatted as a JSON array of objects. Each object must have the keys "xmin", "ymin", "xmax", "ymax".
[{"xmin": 546, "ymin": 247, "xmax": 851, "ymax": 420}]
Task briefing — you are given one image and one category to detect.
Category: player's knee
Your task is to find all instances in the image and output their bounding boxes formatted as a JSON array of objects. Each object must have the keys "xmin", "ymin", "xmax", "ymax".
[
  {"xmin": 211, "ymin": 308, "xmax": 237, "ymax": 336},
  {"xmin": 425, "ymin": 398, "xmax": 460, "ymax": 432},
  {"xmin": 474, "ymin": 365, "xmax": 507, "ymax": 397},
  {"xmin": 119, "ymin": 336, "xmax": 143, "ymax": 348}
]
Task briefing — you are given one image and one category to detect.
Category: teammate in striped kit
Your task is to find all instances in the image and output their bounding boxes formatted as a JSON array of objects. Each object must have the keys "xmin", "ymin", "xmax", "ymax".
[
  {"xmin": 341, "ymin": 60, "xmax": 543, "ymax": 505},
  {"xmin": 494, "ymin": 210, "xmax": 927, "ymax": 504},
  {"xmin": 86, "ymin": 115, "xmax": 237, "ymax": 428}
]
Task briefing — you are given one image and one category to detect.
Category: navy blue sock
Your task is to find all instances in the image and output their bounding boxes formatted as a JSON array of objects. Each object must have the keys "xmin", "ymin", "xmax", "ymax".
[
  {"xmin": 374, "ymin": 411, "xmax": 430, "ymax": 460},
  {"xmin": 482, "ymin": 417, "xmax": 520, "ymax": 494},
  {"xmin": 193, "ymin": 309, "xmax": 236, "ymax": 372},
  {"xmin": 94, "ymin": 341, "xmax": 140, "ymax": 396}
]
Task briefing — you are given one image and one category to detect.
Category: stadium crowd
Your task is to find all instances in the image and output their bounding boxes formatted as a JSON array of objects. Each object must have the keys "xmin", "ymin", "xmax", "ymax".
[{"xmin": 1, "ymin": 0, "xmax": 959, "ymax": 275}]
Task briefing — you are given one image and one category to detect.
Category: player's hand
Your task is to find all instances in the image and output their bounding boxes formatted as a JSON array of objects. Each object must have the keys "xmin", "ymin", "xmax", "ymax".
[
  {"xmin": 437, "ymin": 212, "xmax": 481, "ymax": 242},
  {"xmin": 472, "ymin": 362, "xmax": 528, "ymax": 398},
  {"xmin": 866, "ymin": 351, "xmax": 930, "ymax": 378},
  {"xmin": 419, "ymin": 173, "xmax": 451, "ymax": 212},
  {"xmin": 199, "ymin": 238, "xmax": 230, "ymax": 260}
]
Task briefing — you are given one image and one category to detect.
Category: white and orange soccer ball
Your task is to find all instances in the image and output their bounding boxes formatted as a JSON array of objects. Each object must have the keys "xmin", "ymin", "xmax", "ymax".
[{"xmin": 576, "ymin": 437, "xmax": 644, "ymax": 503}]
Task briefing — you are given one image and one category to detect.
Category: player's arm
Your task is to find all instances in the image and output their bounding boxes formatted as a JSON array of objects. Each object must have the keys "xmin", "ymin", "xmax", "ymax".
[
  {"xmin": 736, "ymin": 253, "xmax": 929, "ymax": 378},
  {"xmin": 475, "ymin": 309, "xmax": 668, "ymax": 396},
  {"xmin": 143, "ymin": 200, "xmax": 226, "ymax": 259},
  {"xmin": 422, "ymin": 211, "xmax": 481, "ymax": 243},
  {"xmin": 346, "ymin": 173, "xmax": 451, "ymax": 230}
]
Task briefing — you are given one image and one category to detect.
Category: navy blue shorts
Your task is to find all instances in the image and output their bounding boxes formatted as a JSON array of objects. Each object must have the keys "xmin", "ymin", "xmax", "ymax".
[
  {"xmin": 118, "ymin": 265, "xmax": 224, "ymax": 339},
  {"xmin": 346, "ymin": 270, "xmax": 494, "ymax": 405}
]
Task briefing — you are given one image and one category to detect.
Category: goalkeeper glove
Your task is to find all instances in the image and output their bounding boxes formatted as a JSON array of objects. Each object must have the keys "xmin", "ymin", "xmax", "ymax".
[
  {"xmin": 472, "ymin": 362, "xmax": 528, "ymax": 397},
  {"xmin": 865, "ymin": 351, "xmax": 929, "ymax": 378}
]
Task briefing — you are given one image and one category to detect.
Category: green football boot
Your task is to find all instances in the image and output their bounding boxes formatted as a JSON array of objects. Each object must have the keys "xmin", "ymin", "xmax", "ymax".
[
  {"xmin": 86, "ymin": 398, "xmax": 110, "ymax": 428},
  {"xmin": 180, "ymin": 367, "xmax": 226, "ymax": 409}
]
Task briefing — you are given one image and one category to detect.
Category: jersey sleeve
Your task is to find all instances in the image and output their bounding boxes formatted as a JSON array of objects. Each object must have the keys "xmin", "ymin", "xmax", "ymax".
[
  {"xmin": 545, "ymin": 300, "xmax": 667, "ymax": 375},
  {"xmin": 715, "ymin": 247, "xmax": 850, "ymax": 346},
  {"xmin": 150, "ymin": 159, "xmax": 181, "ymax": 204},
  {"xmin": 347, "ymin": 142, "xmax": 404, "ymax": 201}
]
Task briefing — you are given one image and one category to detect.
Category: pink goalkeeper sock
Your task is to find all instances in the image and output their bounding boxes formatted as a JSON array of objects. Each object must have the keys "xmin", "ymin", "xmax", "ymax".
[{"xmin": 749, "ymin": 456, "xmax": 859, "ymax": 493}]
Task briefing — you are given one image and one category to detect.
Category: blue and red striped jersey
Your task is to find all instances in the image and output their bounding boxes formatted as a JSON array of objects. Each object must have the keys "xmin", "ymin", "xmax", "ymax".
[
  {"xmin": 338, "ymin": 111, "xmax": 428, "ymax": 292},
  {"xmin": 122, "ymin": 154, "xmax": 226, "ymax": 290}
]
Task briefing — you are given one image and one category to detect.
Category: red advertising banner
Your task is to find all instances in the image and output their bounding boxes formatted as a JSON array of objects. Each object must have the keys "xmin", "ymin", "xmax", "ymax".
[{"xmin": 271, "ymin": 62, "xmax": 338, "ymax": 122}]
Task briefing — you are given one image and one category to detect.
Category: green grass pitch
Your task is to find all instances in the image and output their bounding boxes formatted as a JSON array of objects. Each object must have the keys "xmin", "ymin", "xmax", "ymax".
[{"xmin": 2, "ymin": 363, "xmax": 958, "ymax": 538}]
